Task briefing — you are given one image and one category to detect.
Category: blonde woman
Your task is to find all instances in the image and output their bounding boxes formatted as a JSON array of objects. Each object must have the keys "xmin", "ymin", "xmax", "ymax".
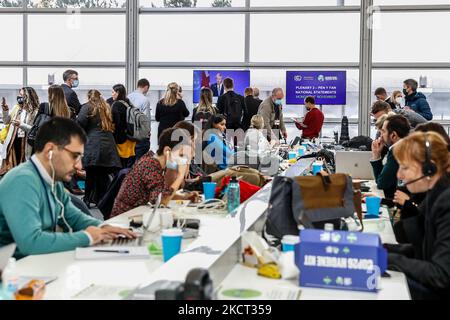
[
  {"xmin": 192, "ymin": 87, "xmax": 217, "ymax": 129},
  {"xmin": 77, "ymin": 90, "xmax": 121, "ymax": 209},
  {"xmin": 0, "ymin": 87, "xmax": 40, "ymax": 175},
  {"xmin": 45, "ymin": 84, "xmax": 71, "ymax": 118},
  {"xmin": 155, "ymin": 82, "xmax": 189, "ymax": 139},
  {"xmin": 244, "ymin": 114, "xmax": 273, "ymax": 159}
]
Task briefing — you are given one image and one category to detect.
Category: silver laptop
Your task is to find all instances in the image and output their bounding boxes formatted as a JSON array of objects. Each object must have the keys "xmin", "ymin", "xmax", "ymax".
[
  {"xmin": 96, "ymin": 194, "xmax": 163, "ymax": 247},
  {"xmin": 335, "ymin": 151, "xmax": 375, "ymax": 180},
  {"xmin": 0, "ymin": 243, "xmax": 16, "ymax": 271}
]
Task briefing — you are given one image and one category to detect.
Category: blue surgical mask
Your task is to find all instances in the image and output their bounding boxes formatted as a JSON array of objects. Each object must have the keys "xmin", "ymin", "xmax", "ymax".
[
  {"xmin": 274, "ymin": 99, "xmax": 283, "ymax": 106},
  {"xmin": 166, "ymin": 159, "xmax": 178, "ymax": 170},
  {"xmin": 72, "ymin": 80, "xmax": 79, "ymax": 88}
]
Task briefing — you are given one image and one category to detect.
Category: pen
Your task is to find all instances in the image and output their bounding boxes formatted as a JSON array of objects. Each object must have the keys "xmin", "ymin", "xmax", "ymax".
[{"xmin": 93, "ymin": 249, "xmax": 130, "ymax": 253}]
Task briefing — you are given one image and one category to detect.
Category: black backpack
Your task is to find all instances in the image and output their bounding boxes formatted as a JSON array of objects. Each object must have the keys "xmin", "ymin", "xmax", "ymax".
[
  {"xmin": 223, "ymin": 93, "xmax": 243, "ymax": 127},
  {"xmin": 193, "ymin": 108, "xmax": 215, "ymax": 130},
  {"xmin": 27, "ymin": 103, "xmax": 52, "ymax": 147}
]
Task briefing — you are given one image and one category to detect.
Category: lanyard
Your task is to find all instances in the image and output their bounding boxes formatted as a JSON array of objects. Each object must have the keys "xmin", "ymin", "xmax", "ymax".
[{"xmin": 30, "ymin": 159, "xmax": 58, "ymax": 231}]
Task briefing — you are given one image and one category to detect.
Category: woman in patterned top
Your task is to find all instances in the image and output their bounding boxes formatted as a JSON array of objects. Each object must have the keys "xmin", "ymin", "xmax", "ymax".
[{"xmin": 110, "ymin": 128, "xmax": 193, "ymax": 217}]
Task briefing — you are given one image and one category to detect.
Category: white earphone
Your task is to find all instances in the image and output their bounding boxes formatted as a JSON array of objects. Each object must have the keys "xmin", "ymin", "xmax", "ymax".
[{"xmin": 48, "ymin": 150, "xmax": 53, "ymax": 160}]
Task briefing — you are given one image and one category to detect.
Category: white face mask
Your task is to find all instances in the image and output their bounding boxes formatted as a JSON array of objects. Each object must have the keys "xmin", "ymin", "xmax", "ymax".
[{"xmin": 395, "ymin": 97, "xmax": 402, "ymax": 105}]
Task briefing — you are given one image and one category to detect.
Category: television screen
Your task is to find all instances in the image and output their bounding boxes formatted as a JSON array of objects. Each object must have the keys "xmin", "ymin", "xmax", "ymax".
[
  {"xmin": 286, "ymin": 71, "xmax": 347, "ymax": 105},
  {"xmin": 193, "ymin": 70, "xmax": 250, "ymax": 103}
]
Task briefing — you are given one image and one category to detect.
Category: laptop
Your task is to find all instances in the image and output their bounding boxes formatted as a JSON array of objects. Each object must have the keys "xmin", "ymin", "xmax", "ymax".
[
  {"xmin": 0, "ymin": 243, "xmax": 16, "ymax": 272},
  {"xmin": 335, "ymin": 151, "xmax": 375, "ymax": 180}
]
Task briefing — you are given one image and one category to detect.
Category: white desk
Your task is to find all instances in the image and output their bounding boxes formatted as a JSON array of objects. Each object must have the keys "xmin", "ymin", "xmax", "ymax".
[{"xmin": 14, "ymin": 158, "xmax": 409, "ymax": 300}]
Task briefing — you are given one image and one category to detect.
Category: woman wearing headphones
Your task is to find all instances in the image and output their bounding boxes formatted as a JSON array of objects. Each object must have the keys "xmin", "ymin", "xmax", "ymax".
[{"xmin": 387, "ymin": 131, "xmax": 450, "ymax": 299}]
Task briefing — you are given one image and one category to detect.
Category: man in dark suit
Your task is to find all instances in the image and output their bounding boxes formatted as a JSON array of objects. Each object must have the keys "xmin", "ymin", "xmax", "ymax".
[
  {"xmin": 217, "ymin": 77, "xmax": 247, "ymax": 131},
  {"xmin": 253, "ymin": 87, "xmax": 263, "ymax": 106},
  {"xmin": 210, "ymin": 73, "xmax": 225, "ymax": 97},
  {"xmin": 242, "ymin": 87, "xmax": 263, "ymax": 131},
  {"xmin": 61, "ymin": 69, "xmax": 82, "ymax": 118}
]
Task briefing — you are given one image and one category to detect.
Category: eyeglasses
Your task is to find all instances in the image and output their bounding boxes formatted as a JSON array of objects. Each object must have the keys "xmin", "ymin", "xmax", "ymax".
[{"xmin": 61, "ymin": 146, "xmax": 83, "ymax": 162}]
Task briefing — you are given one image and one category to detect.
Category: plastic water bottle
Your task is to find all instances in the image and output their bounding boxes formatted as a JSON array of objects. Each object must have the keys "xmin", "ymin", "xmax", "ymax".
[
  {"xmin": 2, "ymin": 257, "xmax": 19, "ymax": 295},
  {"xmin": 227, "ymin": 177, "xmax": 240, "ymax": 213}
]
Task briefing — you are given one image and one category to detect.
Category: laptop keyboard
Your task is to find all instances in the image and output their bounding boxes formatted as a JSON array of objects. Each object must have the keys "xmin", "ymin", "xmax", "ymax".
[{"xmin": 96, "ymin": 236, "xmax": 142, "ymax": 247}]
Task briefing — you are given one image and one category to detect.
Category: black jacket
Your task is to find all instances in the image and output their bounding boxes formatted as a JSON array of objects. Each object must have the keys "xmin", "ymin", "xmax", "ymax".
[
  {"xmin": 387, "ymin": 175, "xmax": 450, "ymax": 299},
  {"xmin": 216, "ymin": 91, "xmax": 247, "ymax": 130},
  {"xmin": 61, "ymin": 83, "xmax": 82, "ymax": 117},
  {"xmin": 77, "ymin": 103, "xmax": 121, "ymax": 169},
  {"xmin": 242, "ymin": 95, "xmax": 262, "ymax": 131},
  {"xmin": 155, "ymin": 99, "xmax": 189, "ymax": 139},
  {"xmin": 111, "ymin": 100, "xmax": 128, "ymax": 144}
]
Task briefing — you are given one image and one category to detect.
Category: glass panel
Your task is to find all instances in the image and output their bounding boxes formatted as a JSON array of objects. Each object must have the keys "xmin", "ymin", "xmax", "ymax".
[
  {"xmin": 140, "ymin": 0, "xmax": 245, "ymax": 8},
  {"xmin": 139, "ymin": 14, "xmax": 245, "ymax": 62},
  {"xmin": 27, "ymin": 67, "xmax": 125, "ymax": 103},
  {"xmin": 0, "ymin": 68, "xmax": 23, "ymax": 125},
  {"xmin": 250, "ymin": 13, "xmax": 360, "ymax": 63},
  {"xmin": 27, "ymin": 0, "xmax": 126, "ymax": 8},
  {"xmin": 0, "ymin": 0, "xmax": 23, "ymax": 7},
  {"xmin": 372, "ymin": 69, "xmax": 450, "ymax": 120},
  {"xmin": 28, "ymin": 14, "xmax": 125, "ymax": 61},
  {"xmin": 374, "ymin": 0, "xmax": 450, "ymax": 4},
  {"xmin": 251, "ymin": 0, "xmax": 360, "ymax": 6},
  {"xmin": 0, "ymin": 15, "xmax": 23, "ymax": 61},
  {"xmin": 373, "ymin": 13, "xmax": 450, "ymax": 63}
]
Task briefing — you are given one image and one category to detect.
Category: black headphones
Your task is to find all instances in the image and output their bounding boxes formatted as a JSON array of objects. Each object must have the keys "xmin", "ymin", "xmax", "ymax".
[{"xmin": 422, "ymin": 133, "xmax": 437, "ymax": 177}]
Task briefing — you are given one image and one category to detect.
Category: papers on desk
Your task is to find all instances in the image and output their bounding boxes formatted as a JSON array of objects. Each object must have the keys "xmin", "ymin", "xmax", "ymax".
[
  {"xmin": 217, "ymin": 286, "xmax": 301, "ymax": 300},
  {"xmin": 75, "ymin": 246, "xmax": 150, "ymax": 260},
  {"xmin": 72, "ymin": 284, "xmax": 135, "ymax": 300}
]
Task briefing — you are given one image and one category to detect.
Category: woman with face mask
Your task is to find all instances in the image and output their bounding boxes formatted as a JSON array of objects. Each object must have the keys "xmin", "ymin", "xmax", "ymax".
[
  {"xmin": 387, "ymin": 131, "xmax": 450, "ymax": 299},
  {"xmin": 202, "ymin": 114, "xmax": 234, "ymax": 173},
  {"xmin": 110, "ymin": 128, "xmax": 192, "ymax": 217},
  {"xmin": 391, "ymin": 90, "xmax": 404, "ymax": 109},
  {"xmin": 0, "ymin": 87, "xmax": 40, "ymax": 175}
]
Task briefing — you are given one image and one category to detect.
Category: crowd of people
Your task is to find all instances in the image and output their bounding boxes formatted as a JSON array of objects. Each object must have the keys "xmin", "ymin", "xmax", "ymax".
[{"xmin": 0, "ymin": 70, "xmax": 449, "ymax": 299}]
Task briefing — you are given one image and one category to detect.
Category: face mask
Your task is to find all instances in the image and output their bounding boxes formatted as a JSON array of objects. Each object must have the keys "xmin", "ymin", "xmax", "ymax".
[
  {"xmin": 17, "ymin": 96, "xmax": 24, "ymax": 105},
  {"xmin": 395, "ymin": 97, "xmax": 402, "ymax": 105},
  {"xmin": 72, "ymin": 80, "xmax": 79, "ymax": 88},
  {"xmin": 402, "ymin": 89, "xmax": 409, "ymax": 96},
  {"xmin": 166, "ymin": 159, "xmax": 178, "ymax": 170},
  {"xmin": 274, "ymin": 99, "xmax": 283, "ymax": 106}
]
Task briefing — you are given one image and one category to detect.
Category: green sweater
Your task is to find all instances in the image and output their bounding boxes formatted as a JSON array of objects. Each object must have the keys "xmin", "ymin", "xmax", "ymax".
[
  {"xmin": 0, "ymin": 160, "xmax": 101, "ymax": 259},
  {"xmin": 370, "ymin": 148, "xmax": 399, "ymax": 200}
]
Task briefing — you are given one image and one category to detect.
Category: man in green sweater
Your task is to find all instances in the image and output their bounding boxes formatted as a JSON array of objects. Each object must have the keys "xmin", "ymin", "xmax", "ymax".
[
  {"xmin": 371, "ymin": 114, "xmax": 411, "ymax": 199},
  {"xmin": 0, "ymin": 117, "xmax": 135, "ymax": 259}
]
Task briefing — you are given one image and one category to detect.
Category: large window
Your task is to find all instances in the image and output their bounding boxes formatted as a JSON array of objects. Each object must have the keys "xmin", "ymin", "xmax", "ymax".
[
  {"xmin": 27, "ymin": 0, "xmax": 126, "ymax": 8},
  {"xmin": 251, "ymin": 0, "xmax": 360, "ymax": 6},
  {"xmin": 140, "ymin": 0, "xmax": 245, "ymax": 8},
  {"xmin": 28, "ymin": 14, "xmax": 126, "ymax": 62},
  {"xmin": 0, "ymin": 15, "xmax": 22, "ymax": 61},
  {"xmin": 139, "ymin": 14, "xmax": 245, "ymax": 62}
]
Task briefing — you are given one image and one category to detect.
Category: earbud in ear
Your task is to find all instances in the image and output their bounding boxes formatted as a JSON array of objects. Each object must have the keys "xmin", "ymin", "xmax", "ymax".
[{"xmin": 49, "ymin": 150, "xmax": 53, "ymax": 160}]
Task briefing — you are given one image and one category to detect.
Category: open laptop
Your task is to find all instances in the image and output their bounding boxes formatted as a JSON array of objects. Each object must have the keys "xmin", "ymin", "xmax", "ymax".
[
  {"xmin": 0, "ymin": 243, "xmax": 16, "ymax": 272},
  {"xmin": 335, "ymin": 151, "xmax": 375, "ymax": 180}
]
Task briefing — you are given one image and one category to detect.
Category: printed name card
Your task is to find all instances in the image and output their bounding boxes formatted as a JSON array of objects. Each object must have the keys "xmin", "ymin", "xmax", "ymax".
[{"xmin": 295, "ymin": 229, "xmax": 387, "ymax": 292}]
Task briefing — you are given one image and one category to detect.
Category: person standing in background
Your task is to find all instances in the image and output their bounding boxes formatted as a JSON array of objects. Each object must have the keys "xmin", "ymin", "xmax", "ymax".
[
  {"xmin": 294, "ymin": 96, "xmax": 324, "ymax": 139},
  {"xmin": 403, "ymin": 78, "xmax": 433, "ymax": 120},
  {"xmin": 61, "ymin": 69, "xmax": 82, "ymax": 118},
  {"xmin": 253, "ymin": 87, "xmax": 263, "ymax": 106},
  {"xmin": 77, "ymin": 90, "xmax": 121, "ymax": 209},
  {"xmin": 128, "ymin": 78, "xmax": 151, "ymax": 163},
  {"xmin": 242, "ymin": 87, "xmax": 263, "ymax": 131},
  {"xmin": 155, "ymin": 82, "xmax": 190, "ymax": 140},
  {"xmin": 257, "ymin": 87, "xmax": 287, "ymax": 142},
  {"xmin": 111, "ymin": 84, "xmax": 136, "ymax": 168}
]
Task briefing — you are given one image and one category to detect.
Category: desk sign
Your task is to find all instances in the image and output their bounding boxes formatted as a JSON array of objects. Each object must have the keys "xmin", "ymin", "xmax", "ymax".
[{"xmin": 295, "ymin": 230, "xmax": 387, "ymax": 292}]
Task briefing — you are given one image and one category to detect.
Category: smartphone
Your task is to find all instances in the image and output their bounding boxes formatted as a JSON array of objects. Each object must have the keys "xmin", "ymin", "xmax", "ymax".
[{"xmin": 1, "ymin": 97, "xmax": 5, "ymax": 105}]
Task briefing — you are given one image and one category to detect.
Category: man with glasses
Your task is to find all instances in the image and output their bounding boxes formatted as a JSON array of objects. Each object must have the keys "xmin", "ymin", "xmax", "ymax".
[
  {"xmin": 62, "ymin": 69, "xmax": 82, "ymax": 118},
  {"xmin": 0, "ymin": 117, "xmax": 135, "ymax": 259}
]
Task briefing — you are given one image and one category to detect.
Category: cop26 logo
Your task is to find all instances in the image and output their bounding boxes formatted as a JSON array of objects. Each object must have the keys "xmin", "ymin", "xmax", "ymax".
[
  {"xmin": 294, "ymin": 75, "xmax": 302, "ymax": 82},
  {"xmin": 317, "ymin": 75, "xmax": 325, "ymax": 82}
]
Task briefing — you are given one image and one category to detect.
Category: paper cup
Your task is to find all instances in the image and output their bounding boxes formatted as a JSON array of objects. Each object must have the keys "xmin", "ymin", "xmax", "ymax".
[
  {"xmin": 161, "ymin": 228, "xmax": 183, "ymax": 262},
  {"xmin": 312, "ymin": 161, "xmax": 323, "ymax": 175},
  {"xmin": 281, "ymin": 235, "xmax": 300, "ymax": 252},
  {"xmin": 202, "ymin": 182, "xmax": 217, "ymax": 200},
  {"xmin": 366, "ymin": 196, "xmax": 381, "ymax": 217},
  {"xmin": 288, "ymin": 151, "xmax": 297, "ymax": 160},
  {"xmin": 297, "ymin": 146, "xmax": 306, "ymax": 157}
]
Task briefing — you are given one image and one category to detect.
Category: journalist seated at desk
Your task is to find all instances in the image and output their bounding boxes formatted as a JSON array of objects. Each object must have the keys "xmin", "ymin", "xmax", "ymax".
[
  {"xmin": 387, "ymin": 132, "xmax": 450, "ymax": 300},
  {"xmin": 111, "ymin": 127, "xmax": 194, "ymax": 217},
  {"xmin": 0, "ymin": 117, "xmax": 136, "ymax": 259}
]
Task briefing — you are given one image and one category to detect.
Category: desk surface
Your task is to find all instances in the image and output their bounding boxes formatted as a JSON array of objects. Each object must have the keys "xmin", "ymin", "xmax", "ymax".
[{"xmin": 14, "ymin": 159, "xmax": 409, "ymax": 300}]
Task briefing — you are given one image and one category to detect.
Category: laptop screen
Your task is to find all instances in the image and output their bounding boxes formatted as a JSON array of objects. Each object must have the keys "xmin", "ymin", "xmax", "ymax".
[{"xmin": 0, "ymin": 243, "xmax": 16, "ymax": 271}]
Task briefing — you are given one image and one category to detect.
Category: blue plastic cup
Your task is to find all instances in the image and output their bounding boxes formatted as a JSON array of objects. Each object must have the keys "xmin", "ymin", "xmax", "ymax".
[
  {"xmin": 77, "ymin": 181, "xmax": 85, "ymax": 190},
  {"xmin": 312, "ymin": 161, "xmax": 323, "ymax": 175},
  {"xmin": 281, "ymin": 235, "xmax": 300, "ymax": 252},
  {"xmin": 301, "ymin": 142, "xmax": 309, "ymax": 149},
  {"xmin": 161, "ymin": 228, "xmax": 183, "ymax": 262},
  {"xmin": 203, "ymin": 182, "xmax": 217, "ymax": 200},
  {"xmin": 297, "ymin": 146, "xmax": 306, "ymax": 157},
  {"xmin": 288, "ymin": 151, "xmax": 297, "ymax": 160},
  {"xmin": 366, "ymin": 196, "xmax": 381, "ymax": 217}
]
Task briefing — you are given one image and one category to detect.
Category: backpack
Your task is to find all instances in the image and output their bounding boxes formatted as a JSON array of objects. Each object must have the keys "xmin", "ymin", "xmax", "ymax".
[
  {"xmin": 120, "ymin": 100, "xmax": 150, "ymax": 142},
  {"xmin": 27, "ymin": 103, "xmax": 52, "ymax": 147},
  {"xmin": 223, "ymin": 93, "xmax": 243, "ymax": 127},
  {"xmin": 194, "ymin": 108, "xmax": 215, "ymax": 130}
]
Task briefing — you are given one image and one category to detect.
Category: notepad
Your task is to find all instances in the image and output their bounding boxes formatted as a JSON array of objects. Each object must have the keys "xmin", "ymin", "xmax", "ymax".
[{"xmin": 75, "ymin": 246, "xmax": 150, "ymax": 260}]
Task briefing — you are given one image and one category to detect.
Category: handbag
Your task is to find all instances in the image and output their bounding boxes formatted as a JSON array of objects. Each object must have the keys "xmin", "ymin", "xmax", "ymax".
[
  {"xmin": 264, "ymin": 172, "xmax": 361, "ymax": 246},
  {"xmin": 27, "ymin": 103, "xmax": 52, "ymax": 147},
  {"xmin": 209, "ymin": 165, "xmax": 267, "ymax": 187}
]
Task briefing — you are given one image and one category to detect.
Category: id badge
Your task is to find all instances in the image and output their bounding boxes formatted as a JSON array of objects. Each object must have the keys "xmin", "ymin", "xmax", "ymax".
[{"xmin": 274, "ymin": 120, "xmax": 281, "ymax": 126}]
